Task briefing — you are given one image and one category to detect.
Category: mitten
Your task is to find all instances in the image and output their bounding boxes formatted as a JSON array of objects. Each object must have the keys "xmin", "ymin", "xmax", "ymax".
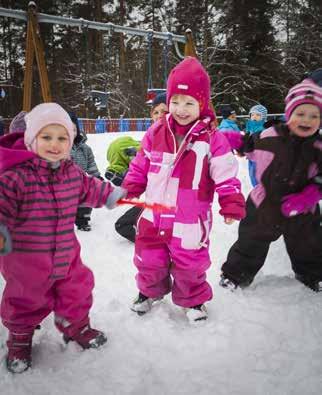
[
  {"xmin": 104, "ymin": 170, "xmax": 124, "ymax": 186},
  {"xmin": 105, "ymin": 187, "xmax": 127, "ymax": 209},
  {"xmin": 281, "ymin": 184, "xmax": 322, "ymax": 217},
  {"xmin": 124, "ymin": 147, "xmax": 138, "ymax": 157},
  {"xmin": 218, "ymin": 193, "xmax": 246, "ymax": 220}
]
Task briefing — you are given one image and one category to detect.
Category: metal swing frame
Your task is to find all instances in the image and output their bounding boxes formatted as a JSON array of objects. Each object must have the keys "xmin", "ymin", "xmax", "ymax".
[{"xmin": 0, "ymin": 3, "xmax": 197, "ymax": 111}]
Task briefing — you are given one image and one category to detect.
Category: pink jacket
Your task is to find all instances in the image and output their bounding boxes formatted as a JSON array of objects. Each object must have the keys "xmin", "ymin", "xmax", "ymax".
[
  {"xmin": 0, "ymin": 132, "xmax": 113, "ymax": 278},
  {"xmin": 123, "ymin": 114, "xmax": 245, "ymax": 249}
]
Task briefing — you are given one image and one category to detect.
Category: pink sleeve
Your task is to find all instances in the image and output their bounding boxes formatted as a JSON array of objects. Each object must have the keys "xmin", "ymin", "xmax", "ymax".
[
  {"xmin": 79, "ymin": 170, "xmax": 114, "ymax": 208},
  {"xmin": 0, "ymin": 170, "xmax": 22, "ymax": 229},
  {"xmin": 209, "ymin": 132, "xmax": 246, "ymax": 220},
  {"xmin": 122, "ymin": 128, "xmax": 153, "ymax": 198},
  {"xmin": 209, "ymin": 132, "xmax": 242, "ymax": 196}
]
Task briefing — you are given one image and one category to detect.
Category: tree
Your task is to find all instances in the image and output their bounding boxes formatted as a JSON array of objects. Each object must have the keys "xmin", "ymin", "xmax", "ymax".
[
  {"xmin": 208, "ymin": 0, "xmax": 285, "ymax": 113},
  {"xmin": 283, "ymin": 0, "xmax": 322, "ymax": 84}
]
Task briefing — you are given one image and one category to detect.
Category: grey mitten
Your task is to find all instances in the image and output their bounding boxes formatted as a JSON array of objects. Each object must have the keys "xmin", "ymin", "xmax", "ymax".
[{"xmin": 105, "ymin": 187, "xmax": 127, "ymax": 209}]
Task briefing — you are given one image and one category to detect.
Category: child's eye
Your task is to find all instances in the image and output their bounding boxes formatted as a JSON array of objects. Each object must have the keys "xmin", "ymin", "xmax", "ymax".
[
  {"xmin": 41, "ymin": 136, "xmax": 51, "ymax": 140},
  {"xmin": 59, "ymin": 137, "xmax": 68, "ymax": 141}
]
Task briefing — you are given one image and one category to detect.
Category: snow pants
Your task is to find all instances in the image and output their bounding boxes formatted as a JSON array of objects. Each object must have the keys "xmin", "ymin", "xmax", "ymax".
[
  {"xmin": 0, "ymin": 242, "xmax": 94, "ymax": 334},
  {"xmin": 221, "ymin": 197, "xmax": 322, "ymax": 285},
  {"xmin": 75, "ymin": 206, "xmax": 92, "ymax": 227},
  {"xmin": 134, "ymin": 219, "xmax": 213, "ymax": 308}
]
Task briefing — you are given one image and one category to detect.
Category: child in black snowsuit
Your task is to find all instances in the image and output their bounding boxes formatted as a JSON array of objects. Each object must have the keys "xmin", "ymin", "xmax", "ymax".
[
  {"xmin": 220, "ymin": 78, "xmax": 322, "ymax": 292},
  {"xmin": 70, "ymin": 113, "xmax": 104, "ymax": 231}
]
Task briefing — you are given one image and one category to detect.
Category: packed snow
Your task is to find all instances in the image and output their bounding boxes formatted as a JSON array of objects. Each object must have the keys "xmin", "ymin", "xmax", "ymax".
[{"xmin": 1, "ymin": 132, "xmax": 322, "ymax": 395}]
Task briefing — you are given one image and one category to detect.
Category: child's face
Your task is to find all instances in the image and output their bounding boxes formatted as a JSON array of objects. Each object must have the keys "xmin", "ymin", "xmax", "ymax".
[
  {"xmin": 288, "ymin": 104, "xmax": 320, "ymax": 138},
  {"xmin": 169, "ymin": 94, "xmax": 200, "ymax": 125},
  {"xmin": 36, "ymin": 124, "xmax": 70, "ymax": 162},
  {"xmin": 151, "ymin": 103, "xmax": 168, "ymax": 123},
  {"xmin": 250, "ymin": 113, "xmax": 262, "ymax": 121}
]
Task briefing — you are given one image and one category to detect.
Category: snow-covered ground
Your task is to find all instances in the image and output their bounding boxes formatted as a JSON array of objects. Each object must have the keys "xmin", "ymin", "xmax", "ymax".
[{"xmin": 1, "ymin": 132, "xmax": 322, "ymax": 395}]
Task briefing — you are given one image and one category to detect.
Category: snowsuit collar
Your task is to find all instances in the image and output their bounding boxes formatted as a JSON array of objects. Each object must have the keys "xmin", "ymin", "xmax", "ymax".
[
  {"xmin": 73, "ymin": 131, "xmax": 87, "ymax": 147},
  {"xmin": 165, "ymin": 113, "xmax": 212, "ymax": 140},
  {"xmin": 0, "ymin": 131, "xmax": 72, "ymax": 176}
]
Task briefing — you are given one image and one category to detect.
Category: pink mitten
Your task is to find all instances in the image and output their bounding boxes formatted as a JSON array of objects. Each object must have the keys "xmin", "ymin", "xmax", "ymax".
[
  {"xmin": 219, "ymin": 193, "xmax": 246, "ymax": 220},
  {"xmin": 281, "ymin": 184, "xmax": 321, "ymax": 217}
]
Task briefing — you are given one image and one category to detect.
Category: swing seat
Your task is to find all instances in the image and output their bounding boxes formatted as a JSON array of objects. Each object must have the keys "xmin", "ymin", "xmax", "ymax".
[{"xmin": 90, "ymin": 90, "xmax": 110, "ymax": 109}]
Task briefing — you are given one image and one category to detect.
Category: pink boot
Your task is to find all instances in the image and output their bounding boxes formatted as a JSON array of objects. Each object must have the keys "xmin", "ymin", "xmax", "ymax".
[
  {"xmin": 56, "ymin": 316, "xmax": 107, "ymax": 349},
  {"xmin": 6, "ymin": 331, "xmax": 33, "ymax": 373}
]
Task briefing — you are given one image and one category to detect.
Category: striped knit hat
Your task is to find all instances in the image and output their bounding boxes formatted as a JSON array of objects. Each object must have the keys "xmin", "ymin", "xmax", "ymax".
[
  {"xmin": 249, "ymin": 104, "xmax": 268, "ymax": 122},
  {"xmin": 25, "ymin": 103, "xmax": 75, "ymax": 153},
  {"xmin": 285, "ymin": 79, "xmax": 322, "ymax": 121}
]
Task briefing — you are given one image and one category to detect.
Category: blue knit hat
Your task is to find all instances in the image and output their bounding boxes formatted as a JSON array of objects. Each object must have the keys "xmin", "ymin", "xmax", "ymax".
[{"xmin": 249, "ymin": 104, "xmax": 268, "ymax": 122}]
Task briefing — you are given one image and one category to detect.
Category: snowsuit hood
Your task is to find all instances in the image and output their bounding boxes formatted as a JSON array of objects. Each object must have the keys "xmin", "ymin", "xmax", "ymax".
[
  {"xmin": 106, "ymin": 136, "xmax": 141, "ymax": 174},
  {"xmin": 0, "ymin": 132, "xmax": 37, "ymax": 172}
]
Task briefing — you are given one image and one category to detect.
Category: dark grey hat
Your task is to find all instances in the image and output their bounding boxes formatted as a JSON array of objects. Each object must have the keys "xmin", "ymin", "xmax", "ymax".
[{"xmin": 152, "ymin": 92, "xmax": 167, "ymax": 108}]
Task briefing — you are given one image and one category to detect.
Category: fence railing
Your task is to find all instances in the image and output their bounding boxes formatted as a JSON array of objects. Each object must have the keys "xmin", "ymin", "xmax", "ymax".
[
  {"xmin": 79, "ymin": 118, "xmax": 153, "ymax": 134},
  {"xmin": 79, "ymin": 114, "xmax": 284, "ymax": 134},
  {"xmin": 2, "ymin": 114, "xmax": 284, "ymax": 135}
]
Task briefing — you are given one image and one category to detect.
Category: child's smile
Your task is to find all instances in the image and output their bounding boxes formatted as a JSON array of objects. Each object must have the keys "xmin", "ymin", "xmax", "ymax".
[
  {"xmin": 36, "ymin": 124, "xmax": 70, "ymax": 161},
  {"xmin": 169, "ymin": 94, "xmax": 200, "ymax": 125},
  {"xmin": 288, "ymin": 103, "xmax": 320, "ymax": 138}
]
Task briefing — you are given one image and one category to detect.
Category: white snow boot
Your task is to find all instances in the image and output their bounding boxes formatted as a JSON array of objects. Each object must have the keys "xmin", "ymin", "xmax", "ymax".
[
  {"xmin": 131, "ymin": 292, "xmax": 163, "ymax": 315},
  {"xmin": 185, "ymin": 304, "xmax": 208, "ymax": 323}
]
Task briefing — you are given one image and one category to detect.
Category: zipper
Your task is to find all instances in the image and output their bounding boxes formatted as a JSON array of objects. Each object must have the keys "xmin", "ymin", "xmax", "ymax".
[{"xmin": 165, "ymin": 114, "xmax": 200, "ymax": 176}]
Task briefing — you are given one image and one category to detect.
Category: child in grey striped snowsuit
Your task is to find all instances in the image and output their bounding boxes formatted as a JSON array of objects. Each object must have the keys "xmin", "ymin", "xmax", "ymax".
[{"xmin": 70, "ymin": 113, "xmax": 104, "ymax": 231}]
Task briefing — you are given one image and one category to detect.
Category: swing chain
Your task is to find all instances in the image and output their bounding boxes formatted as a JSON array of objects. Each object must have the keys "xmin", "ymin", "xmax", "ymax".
[
  {"xmin": 163, "ymin": 32, "xmax": 172, "ymax": 87},
  {"xmin": 147, "ymin": 31, "xmax": 153, "ymax": 90}
]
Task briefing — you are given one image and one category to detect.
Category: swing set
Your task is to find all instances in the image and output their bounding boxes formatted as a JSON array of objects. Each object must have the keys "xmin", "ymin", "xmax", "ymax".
[{"xmin": 0, "ymin": 2, "xmax": 197, "ymax": 112}]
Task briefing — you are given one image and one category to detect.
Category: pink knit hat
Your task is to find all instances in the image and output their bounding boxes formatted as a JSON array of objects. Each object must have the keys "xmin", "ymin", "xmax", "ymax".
[
  {"xmin": 9, "ymin": 111, "xmax": 27, "ymax": 133},
  {"xmin": 285, "ymin": 79, "xmax": 322, "ymax": 121},
  {"xmin": 166, "ymin": 57, "xmax": 215, "ymax": 120},
  {"xmin": 24, "ymin": 103, "xmax": 75, "ymax": 152}
]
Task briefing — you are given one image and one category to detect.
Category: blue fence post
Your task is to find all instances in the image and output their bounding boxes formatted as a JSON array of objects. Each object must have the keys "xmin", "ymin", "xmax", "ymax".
[
  {"xmin": 144, "ymin": 119, "xmax": 152, "ymax": 130},
  {"xmin": 125, "ymin": 119, "xmax": 129, "ymax": 132},
  {"xmin": 136, "ymin": 119, "xmax": 143, "ymax": 131},
  {"xmin": 119, "ymin": 116, "xmax": 124, "ymax": 132},
  {"xmin": 95, "ymin": 118, "xmax": 106, "ymax": 133}
]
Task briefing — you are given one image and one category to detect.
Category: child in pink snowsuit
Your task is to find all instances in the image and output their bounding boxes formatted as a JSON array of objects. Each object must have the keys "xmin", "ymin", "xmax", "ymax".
[
  {"xmin": 0, "ymin": 103, "xmax": 123, "ymax": 373},
  {"xmin": 121, "ymin": 57, "xmax": 246, "ymax": 322}
]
